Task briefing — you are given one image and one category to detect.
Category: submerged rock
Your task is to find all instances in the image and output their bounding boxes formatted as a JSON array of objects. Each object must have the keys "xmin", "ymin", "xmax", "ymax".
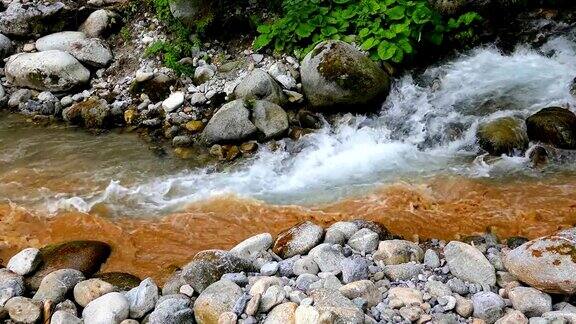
[
  {"xmin": 526, "ymin": 107, "xmax": 576, "ymax": 149},
  {"xmin": 27, "ymin": 240, "xmax": 111, "ymax": 290},
  {"xmin": 181, "ymin": 249, "xmax": 252, "ymax": 293},
  {"xmin": 272, "ymin": 221, "xmax": 324, "ymax": 259},
  {"xmin": 477, "ymin": 117, "xmax": 529, "ymax": 155},
  {"xmin": 504, "ymin": 227, "xmax": 576, "ymax": 294},
  {"xmin": 5, "ymin": 50, "xmax": 90, "ymax": 92},
  {"xmin": 301, "ymin": 40, "xmax": 390, "ymax": 111}
]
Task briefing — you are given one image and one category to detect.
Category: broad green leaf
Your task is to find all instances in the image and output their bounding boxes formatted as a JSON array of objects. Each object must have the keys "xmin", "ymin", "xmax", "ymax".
[
  {"xmin": 295, "ymin": 23, "xmax": 315, "ymax": 38},
  {"xmin": 377, "ymin": 41, "xmax": 396, "ymax": 61},
  {"xmin": 386, "ymin": 6, "xmax": 405, "ymax": 20},
  {"xmin": 253, "ymin": 34, "xmax": 272, "ymax": 50}
]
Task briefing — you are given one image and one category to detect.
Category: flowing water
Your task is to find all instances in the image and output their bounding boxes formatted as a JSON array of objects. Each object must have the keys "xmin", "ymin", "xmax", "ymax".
[{"xmin": 2, "ymin": 33, "xmax": 576, "ymax": 282}]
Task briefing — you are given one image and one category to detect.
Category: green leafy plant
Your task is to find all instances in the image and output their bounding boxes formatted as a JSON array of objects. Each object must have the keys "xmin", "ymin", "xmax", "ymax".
[
  {"xmin": 254, "ymin": 0, "xmax": 481, "ymax": 63},
  {"xmin": 142, "ymin": 0, "xmax": 199, "ymax": 75}
]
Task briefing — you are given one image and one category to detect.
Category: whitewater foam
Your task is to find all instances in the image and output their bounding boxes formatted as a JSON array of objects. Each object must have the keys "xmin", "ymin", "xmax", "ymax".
[{"xmin": 49, "ymin": 35, "xmax": 576, "ymax": 215}]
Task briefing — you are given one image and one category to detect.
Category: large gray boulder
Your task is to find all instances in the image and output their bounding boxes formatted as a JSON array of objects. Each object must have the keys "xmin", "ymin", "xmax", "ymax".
[
  {"xmin": 169, "ymin": 0, "xmax": 206, "ymax": 26},
  {"xmin": 202, "ymin": 99, "xmax": 258, "ymax": 144},
  {"xmin": 504, "ymin": 227, "xmax": 576, "ymax": 294},
  {"xmin": 33, "ymin": 269, "xmax": 85, "ymax": 304},
  {"xmin": 5, "ymin": 51, "xmax": 90, "ymax": 92},
  {"xmin": 234, "ymin": 69, "xmax": 287, "ymax": 106},
  {"xmin": 300, "ymin": 40, "xmax": 390, "ymax": 111},
  {"xmin": 36, "ymin": 31, "xmax": 87, "ymax": 51},
  {"xmin": 251, "ymin": 100, "xmax": 289, "ymax": 139},
  {"xmin": 36, "ymin": 32, "xmax": 113, "ymax": 67}
]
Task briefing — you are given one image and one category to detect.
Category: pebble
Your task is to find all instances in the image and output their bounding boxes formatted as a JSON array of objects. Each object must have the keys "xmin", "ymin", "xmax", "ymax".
[
  {"xmin": 82, "ymin": 292, "xmax": 130, "ymax": 324},
  {"xmin": 162, "ymin": 91, "xmax": 185, "ymax": 113},
  {"xmin": 5, "ymin": 297, "xmax": 41, "ymax": 324},
  {"xmin": 347, "ymin": 228, "xmax": 379, "ymax": 253},
  {"xmin": 33, "ymin": 269, "xmax": 85, "ymax": 304},
  {"xmin": 260, "ymin": 261, "xmax": 279, "ymax": 276},
  {"xmin": 7, "ymin": 248, "xmax": 40, "ymax": 276},
  {"xmin": 472, "ymin": 291, "xmax": 505, "ymax": 324},
  {"xmin": 509, "ymin": 286, "xmax": 552, "ymax": 317},
  {"xmin": 424, "ymin": 249, "xmax": 441, "ymax": 268},
  {"xmin": 444, "ymin": 241, "xmax": 496, "ymax": 286},
  {"xmin": 293, "ymin": 256, "xmax": 319, "ymax": 276},
  {"xmin": 341, "ymin": 256, "xmax": 369, "ymax": 284},
  {"xmin": 0, "ymin": 269, "xmax": 25, "ymax": 306},
  {"xmin": 125, "ymin": 278, "xmax": 159, "ymax": 319},
  {"xmin": 73, "ymin": 278, "xmax": 116, "ymax": 307}
]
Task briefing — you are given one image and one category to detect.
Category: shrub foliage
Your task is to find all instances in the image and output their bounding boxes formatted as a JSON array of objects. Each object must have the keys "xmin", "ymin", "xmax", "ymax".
[{"xmin": 254, "ymin": 0, "xmax": 481, "ymax": 63}]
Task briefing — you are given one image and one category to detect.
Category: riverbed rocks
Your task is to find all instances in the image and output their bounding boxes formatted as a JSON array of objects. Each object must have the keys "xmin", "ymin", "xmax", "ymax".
[
  {"xmin": 504, "ymin": 227, "xmax": 576, "ymax": 294},
  {"xmin": 202, "ymin": 99, "xmax": 290, "ymax": 144},
  {"xmin": 300, "ymin": 40, "xmax": 390, "ymax": 111},
  {"xmin": 526, "ymin": 107, "xmax": 576, "ymax": 149},
  {"xmin": 4, "ymin": 225, "xmax": 576, "ymax": 323},
  {"xmin": 477, "ymin": 117, "xmax": 529, "ymax": 155},
  {"xmin": 5, "ymin": 51, "xmax": 91, "ymax": 92}
]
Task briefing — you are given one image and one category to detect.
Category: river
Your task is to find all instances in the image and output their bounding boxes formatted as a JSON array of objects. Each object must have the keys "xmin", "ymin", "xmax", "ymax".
[{"xmin": 1, "ymin": 33, "xmax": 576, "ymax": 282}]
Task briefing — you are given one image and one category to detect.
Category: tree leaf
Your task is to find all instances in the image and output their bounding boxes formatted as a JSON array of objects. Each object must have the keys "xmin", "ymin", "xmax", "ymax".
[{"xmin": 386, "ymin": 6, "xmax": 405, "ymax": 20}]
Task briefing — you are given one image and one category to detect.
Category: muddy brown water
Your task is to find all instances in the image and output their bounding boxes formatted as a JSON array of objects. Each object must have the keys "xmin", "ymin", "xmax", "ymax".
[{"xmin": 1, "ymin": 174, "xmax": 575, "ymax": 284}]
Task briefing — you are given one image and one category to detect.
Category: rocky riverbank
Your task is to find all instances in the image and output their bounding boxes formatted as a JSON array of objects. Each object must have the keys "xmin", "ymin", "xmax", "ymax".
[{"xmin": 1, "ymin": 221, "xmax": 576, "ymax": 323}]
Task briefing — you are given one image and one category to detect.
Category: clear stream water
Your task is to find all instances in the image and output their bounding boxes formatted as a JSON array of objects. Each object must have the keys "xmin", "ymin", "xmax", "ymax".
[{"xmin": 2, "ymin": 34, "xmax": 576, "ymax": 218}]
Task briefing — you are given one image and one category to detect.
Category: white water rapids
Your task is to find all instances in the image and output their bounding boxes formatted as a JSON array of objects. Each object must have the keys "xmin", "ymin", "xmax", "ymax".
[{"xmin": 4, "ymin": 34, "xmax": 576, "ymax": 216}]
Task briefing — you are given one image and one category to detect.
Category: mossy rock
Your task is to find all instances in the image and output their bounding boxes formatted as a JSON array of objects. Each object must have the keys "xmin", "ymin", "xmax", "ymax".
[
  {"xmin": 27, "ymin": 240, "xmax": 111, "ymax": 290},
  {"xmin": 477, "ymin": 117, "xmax": 529, "ymax": 155},
  {"xmin": 62, "ymin": 97, "xmax": 112, "ymax": 129},
  {"xmin": 94, "ymin": 272, "xmax": 141, "ymax": 291},
  {"xmin": 301, "ymin": 40, "xmax": 390, "ymax": 111},
  {"xmin": 526, "ymin": 107, "xmax": 576, "ymax": 150}
]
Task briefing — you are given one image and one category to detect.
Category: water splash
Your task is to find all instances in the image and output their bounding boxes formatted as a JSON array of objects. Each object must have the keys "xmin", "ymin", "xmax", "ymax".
[{"xmin": 33, "ymin": 36, "xmax": 576, "ymax": 215}]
